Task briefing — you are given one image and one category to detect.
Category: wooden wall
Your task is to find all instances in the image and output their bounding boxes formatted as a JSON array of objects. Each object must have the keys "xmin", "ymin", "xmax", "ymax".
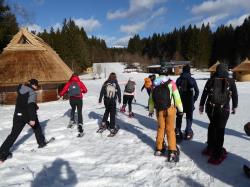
[
  {"xmin": 0, "ymin": 83, "xmax": 65, "ymax": 105},
  {"xmin": 235, "ymin": 72, "xmax": 250, "ymax": 82}
]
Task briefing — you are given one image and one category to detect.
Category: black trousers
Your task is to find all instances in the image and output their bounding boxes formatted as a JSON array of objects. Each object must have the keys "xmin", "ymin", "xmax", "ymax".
[
  {"xmin": 176, "ymin": 110, "xmax": 193, "ymax": 133},
  {"xmin": 206, "ymin": 106, "xmax": 230, "ymax": 158},
  {"xmin": 123, "ymin": 95, "xmax": 134, "ymax": 112},
  {"xmin": 102, "ymin": 99, "xmax": 116, "ymax": 129},
  {"xmin": 70, "ymin": 99, "xmax": 83, "ymax": 124},
  {"xmin": 0, "ymin": 115, "xmax": 45, "ymax": 159}
]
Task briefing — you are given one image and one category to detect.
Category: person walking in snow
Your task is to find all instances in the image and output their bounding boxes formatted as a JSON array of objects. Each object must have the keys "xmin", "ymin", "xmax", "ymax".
[
  {"xmin": 98, "ymin": 72, "xmax": 121, "ymax": 135},
  {"xmin": 175, "ymin": 65, "xmax": 199, "ymax": 140},
  {"xmin": 59, "ymin": 73, "xmax": 87, "ymax": 137},
  {"xmin": 199, "ymin": 63, "xmax": 238, "ymax": 165},
  {"xmin": 0, "ymin": 79, "xmax": 47, "ymax": 162},
  {"xmin": 141, "ymin": 74, "xmax": 156, "ymax": 96},
  {"xmin": 149, "ymin": 69, "xmax": 183, "ymax": 162},
  {"xmin": 141, "ymin": 74, "xmax": 156, "ymax": 109},
  {"xmin": 120, "ymin": 77, "xmax": 136, "ymax": 117}
]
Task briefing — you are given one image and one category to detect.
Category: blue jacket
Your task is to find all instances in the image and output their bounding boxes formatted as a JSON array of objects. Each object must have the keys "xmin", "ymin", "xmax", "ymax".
[{"xmin": 176, "ymin": 72, "xmax": 199, "ymax": 112}]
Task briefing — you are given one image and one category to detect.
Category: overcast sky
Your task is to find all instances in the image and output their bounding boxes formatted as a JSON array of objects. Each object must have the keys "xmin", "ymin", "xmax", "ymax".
[{"xmin": 5, "ymin": 0, "xmax": 250, "ymax": 47}]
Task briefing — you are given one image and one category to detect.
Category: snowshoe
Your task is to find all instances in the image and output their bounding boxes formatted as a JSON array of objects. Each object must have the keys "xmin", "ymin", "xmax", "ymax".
[
  {"xmin": 77, "ymin": 132, "xmax": 84, "ymax": 137},
  {"xmin": 107, "ymin": 126, "xmax": 119, "ymax": 137},
  {"xmin": 38, "ymin": 137, "xmax": 55, "ymax": 148},
  {"xmin": 208, "ymin": 151, "xmax": 227, "ymax": 165},
  {"xmin": 120, "ymin": 105, "xmax": 126, "ymax": 113},
  {"xmin": 96, "ymin": 122, "xmax": 108, "ymax": 133},
  {"xmin": 128, "ymin": 112, "xmax": 134, "ymax": 118},
  {"xmin": 154, "ymin": 150, "xmax": 164, "ymax": 156},
  {"xmin": 243, "ymin": 165, "xmax": 250, "ymax": 178},
  {"xmin": 184, "ymin": 131, "xmax": 193, "ymax": 140},
  {"xmin": 167, "ymin": 150, "xmax": 179, "ymax": 163},
  {"xmin": 67, "ymin": 121, "xmax": 76, "ymax": 128}
]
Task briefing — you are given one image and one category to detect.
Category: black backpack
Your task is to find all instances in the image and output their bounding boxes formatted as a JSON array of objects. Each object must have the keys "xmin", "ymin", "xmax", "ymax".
[
  {"xmin": 152, "ymin": 80, "xmax": 171, "ymax": 111},
  {"xmin": 124, "ymin": 80, "xmax": 135, "ymax": 93},
  {"xmin": 178, "ymin": 78, "xmax": 191, "ymax": 93},
  {"xmin": 209, "ymin": 78, "xmax": 230, "ymax": 106},
  {"xmin": 16, "ymin": 85, "xmax": 29, "ymax": 108},
  {"xmin": 68, "ymin": 82, "xmax": 81, "ymax": 97}
]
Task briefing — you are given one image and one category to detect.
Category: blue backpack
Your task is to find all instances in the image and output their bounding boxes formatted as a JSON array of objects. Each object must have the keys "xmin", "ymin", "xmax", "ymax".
[{"xmin": 68, "ymin": 82, "xmax": 81, "ymax": 97}]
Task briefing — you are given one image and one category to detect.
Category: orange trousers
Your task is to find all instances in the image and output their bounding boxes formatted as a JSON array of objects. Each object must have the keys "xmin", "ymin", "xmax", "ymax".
[{"xmin": 156, "ymin": 106, "xmax": 177, "ymax": 151}]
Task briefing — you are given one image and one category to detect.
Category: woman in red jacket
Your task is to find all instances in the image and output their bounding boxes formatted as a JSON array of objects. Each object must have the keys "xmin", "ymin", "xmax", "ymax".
[{"xmin": 60, "ymin": 74, "xmax": 87, "ymax": 137}]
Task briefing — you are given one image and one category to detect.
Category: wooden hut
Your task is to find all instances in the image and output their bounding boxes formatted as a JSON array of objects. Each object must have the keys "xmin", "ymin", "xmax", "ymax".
[
  {"xmin": 0, "ymin": 28, "xmax": 73, "ymax": 104},
  {"xmin": 160, "ymin": 61, "xmax": 190, "ymax": 75},
  {"xmin": 232, "ymin": 58, "xmax": 250, "ymax": 82}
]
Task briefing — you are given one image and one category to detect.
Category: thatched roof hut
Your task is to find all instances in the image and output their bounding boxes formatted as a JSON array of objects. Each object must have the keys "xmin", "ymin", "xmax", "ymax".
[
  {"xmin": 208, "ymin": 61, "xmax": 220, "ymax": 72},
  {"xmin": 0, "ymin": 28, "xmax": 73, "ymax": 104},
  {"xmin": 232, "ymin": 58, "xmax": 250, "ymax": 82}
]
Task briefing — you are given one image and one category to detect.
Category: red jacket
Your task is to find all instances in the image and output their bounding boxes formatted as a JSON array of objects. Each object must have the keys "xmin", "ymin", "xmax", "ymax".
[{"xmin": 60, "ymin": 75, "xmax": 87, "ymax": 99}]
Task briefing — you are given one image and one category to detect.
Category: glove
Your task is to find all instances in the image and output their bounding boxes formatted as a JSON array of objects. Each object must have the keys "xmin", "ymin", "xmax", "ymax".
[
  {"xmin": 178, "ymin": 112, "xmax": 184, "ymax": 116},
  {"xmin": 148, "ymin": 112, "xmax": 154, "ymax": 117},
  {"xmin": 231, "ymin": 108, "xmax": 236, "ymax": 114},
  {"xmin": 134, "ymin": 98, "xmax": 137, "ymax": 103},
  {"xmin": 199, "ymin": 106, "xmax": 204, "ymax": 114}
]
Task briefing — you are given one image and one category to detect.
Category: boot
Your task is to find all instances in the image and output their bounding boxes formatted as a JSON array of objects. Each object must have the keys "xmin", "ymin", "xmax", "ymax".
[{"xmin": 120, "ymin": 105, "xmax": 126, "ymax": 113}]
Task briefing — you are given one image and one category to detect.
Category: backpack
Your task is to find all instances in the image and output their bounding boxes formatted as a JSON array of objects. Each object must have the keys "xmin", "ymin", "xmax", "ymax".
[
  {"xmin": 68, "ymin": 82, "xmax": 81, "ymax": 97},
  {"xmin": 124, "ymin": 80, "xmax": 135, "ymax": 93},
  {"xmin": 209, "ymin": 78, "xmax": 230, "ymax": 106},
  {"xmin": 16, "ymin": 85, "xmax": 29, "ymax": 108},
  {"xmin": 144, "ymin": 78, "xmax": 152, "ymax": 89},
  {"xmin": 178, "ymin": 78, "xmax": 192, "ymax": 94},
  {"xmin": 152, "ymin": 80, "xmax": 171, "ymax": 111},
  {"xmin": 105, "ymin": 83, "xmax": 117, "ymax": 99}
]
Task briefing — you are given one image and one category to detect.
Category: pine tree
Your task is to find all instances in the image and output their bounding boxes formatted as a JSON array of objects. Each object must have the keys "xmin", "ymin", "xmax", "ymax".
[{"xmin": 0, "ymin": 0, "xmax": 18, "ymax": 51}]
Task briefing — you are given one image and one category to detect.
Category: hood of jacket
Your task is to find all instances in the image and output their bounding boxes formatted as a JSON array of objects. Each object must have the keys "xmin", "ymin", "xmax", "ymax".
[{"xmin": 69, "ymin": 75, "xmax": 81, "ymax": 82}]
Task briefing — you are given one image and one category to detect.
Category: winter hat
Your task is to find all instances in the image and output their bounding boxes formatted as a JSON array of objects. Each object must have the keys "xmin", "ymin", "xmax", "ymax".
[
  {"xmin": 183, "ymin": 65, "xmax": 190, "ymax": 73},
  {"xmin": 216, "ymin": 63, "xmax": 228, "ymax": 73},
  {"xmin": 129, "ymin": 77, "xmax": 134, "ymax": 81},
  {"xmin": 244, "ymin": 122, "xmax": 250, "ymax": 136},
  {"xmin": 29, "ymin": 79, "xmax": 39, "ymax": 87}
]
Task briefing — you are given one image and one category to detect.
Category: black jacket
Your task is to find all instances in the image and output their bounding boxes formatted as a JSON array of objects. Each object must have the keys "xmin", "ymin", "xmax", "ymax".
[
  {"xmin": 199, "ymin": 72, "xmax": 238, "ymax": 112},
  {"xmin": 14, "ymin": 84, "xmax": 38, "ymax": 122},
  {"xmin": 176, "ymin": 72, "xmax": 199, "ymax": 112},
  {"xmin": 99, "ymin": 80, "xmax": 121, "ymax": 103}
]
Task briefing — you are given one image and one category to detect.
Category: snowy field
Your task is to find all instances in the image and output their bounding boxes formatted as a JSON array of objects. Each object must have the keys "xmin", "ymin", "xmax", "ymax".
[{"xmin": 0, "ymin": 63, "xmax": 250, "ymax": 187}]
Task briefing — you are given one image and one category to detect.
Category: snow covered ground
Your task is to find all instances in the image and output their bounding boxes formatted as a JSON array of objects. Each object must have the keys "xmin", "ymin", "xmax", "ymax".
[{"xmin": 0, "ymin": 64, "xmax": 250, "ymax": 187}]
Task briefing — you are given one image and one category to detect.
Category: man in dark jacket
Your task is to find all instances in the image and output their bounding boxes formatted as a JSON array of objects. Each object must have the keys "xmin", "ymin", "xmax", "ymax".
[
  {"xmin": 99, "ymin": 72, "xmax": 121, "ymax": 135},
  {"xmin": 0, "ymin": 79, "xmax": 47, "ymax": 162},
  {"xmin": 199, "ymin": 63, "xmax": 238, "ymax": 165},
  {"xmin": 176, "ymin": 65, "xmax": 199, "ymax": 140}
]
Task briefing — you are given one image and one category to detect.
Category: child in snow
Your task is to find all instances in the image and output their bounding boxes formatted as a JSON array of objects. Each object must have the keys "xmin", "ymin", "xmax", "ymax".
[
  {"xmin": 59, "ymin": 73, "xmax": 87, "ymax": 137},
  {"xmin": 149, "ymin": 69, "xmax": 183, "ymax": 162},
  {"xmin": 175, "ymin": 65, "xmax": 199, "ymax": 140},
  {"xmin": 98, "ymin": 72, "xmax": 121, "ymax": 135},
  {"xmin": 120, "ymin": 77, "xmax": 136, "ymax": 117},
  {"xmin": 199, "ymin": 63, "xmax": 238, "ymax": 165},
  {"xmin": 141, "ymin": 74, "xmax": 156, "ymax": 109},
  {"xmin": 0, "ymin": 79, "xmax": 47, "ymax": 162}
]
